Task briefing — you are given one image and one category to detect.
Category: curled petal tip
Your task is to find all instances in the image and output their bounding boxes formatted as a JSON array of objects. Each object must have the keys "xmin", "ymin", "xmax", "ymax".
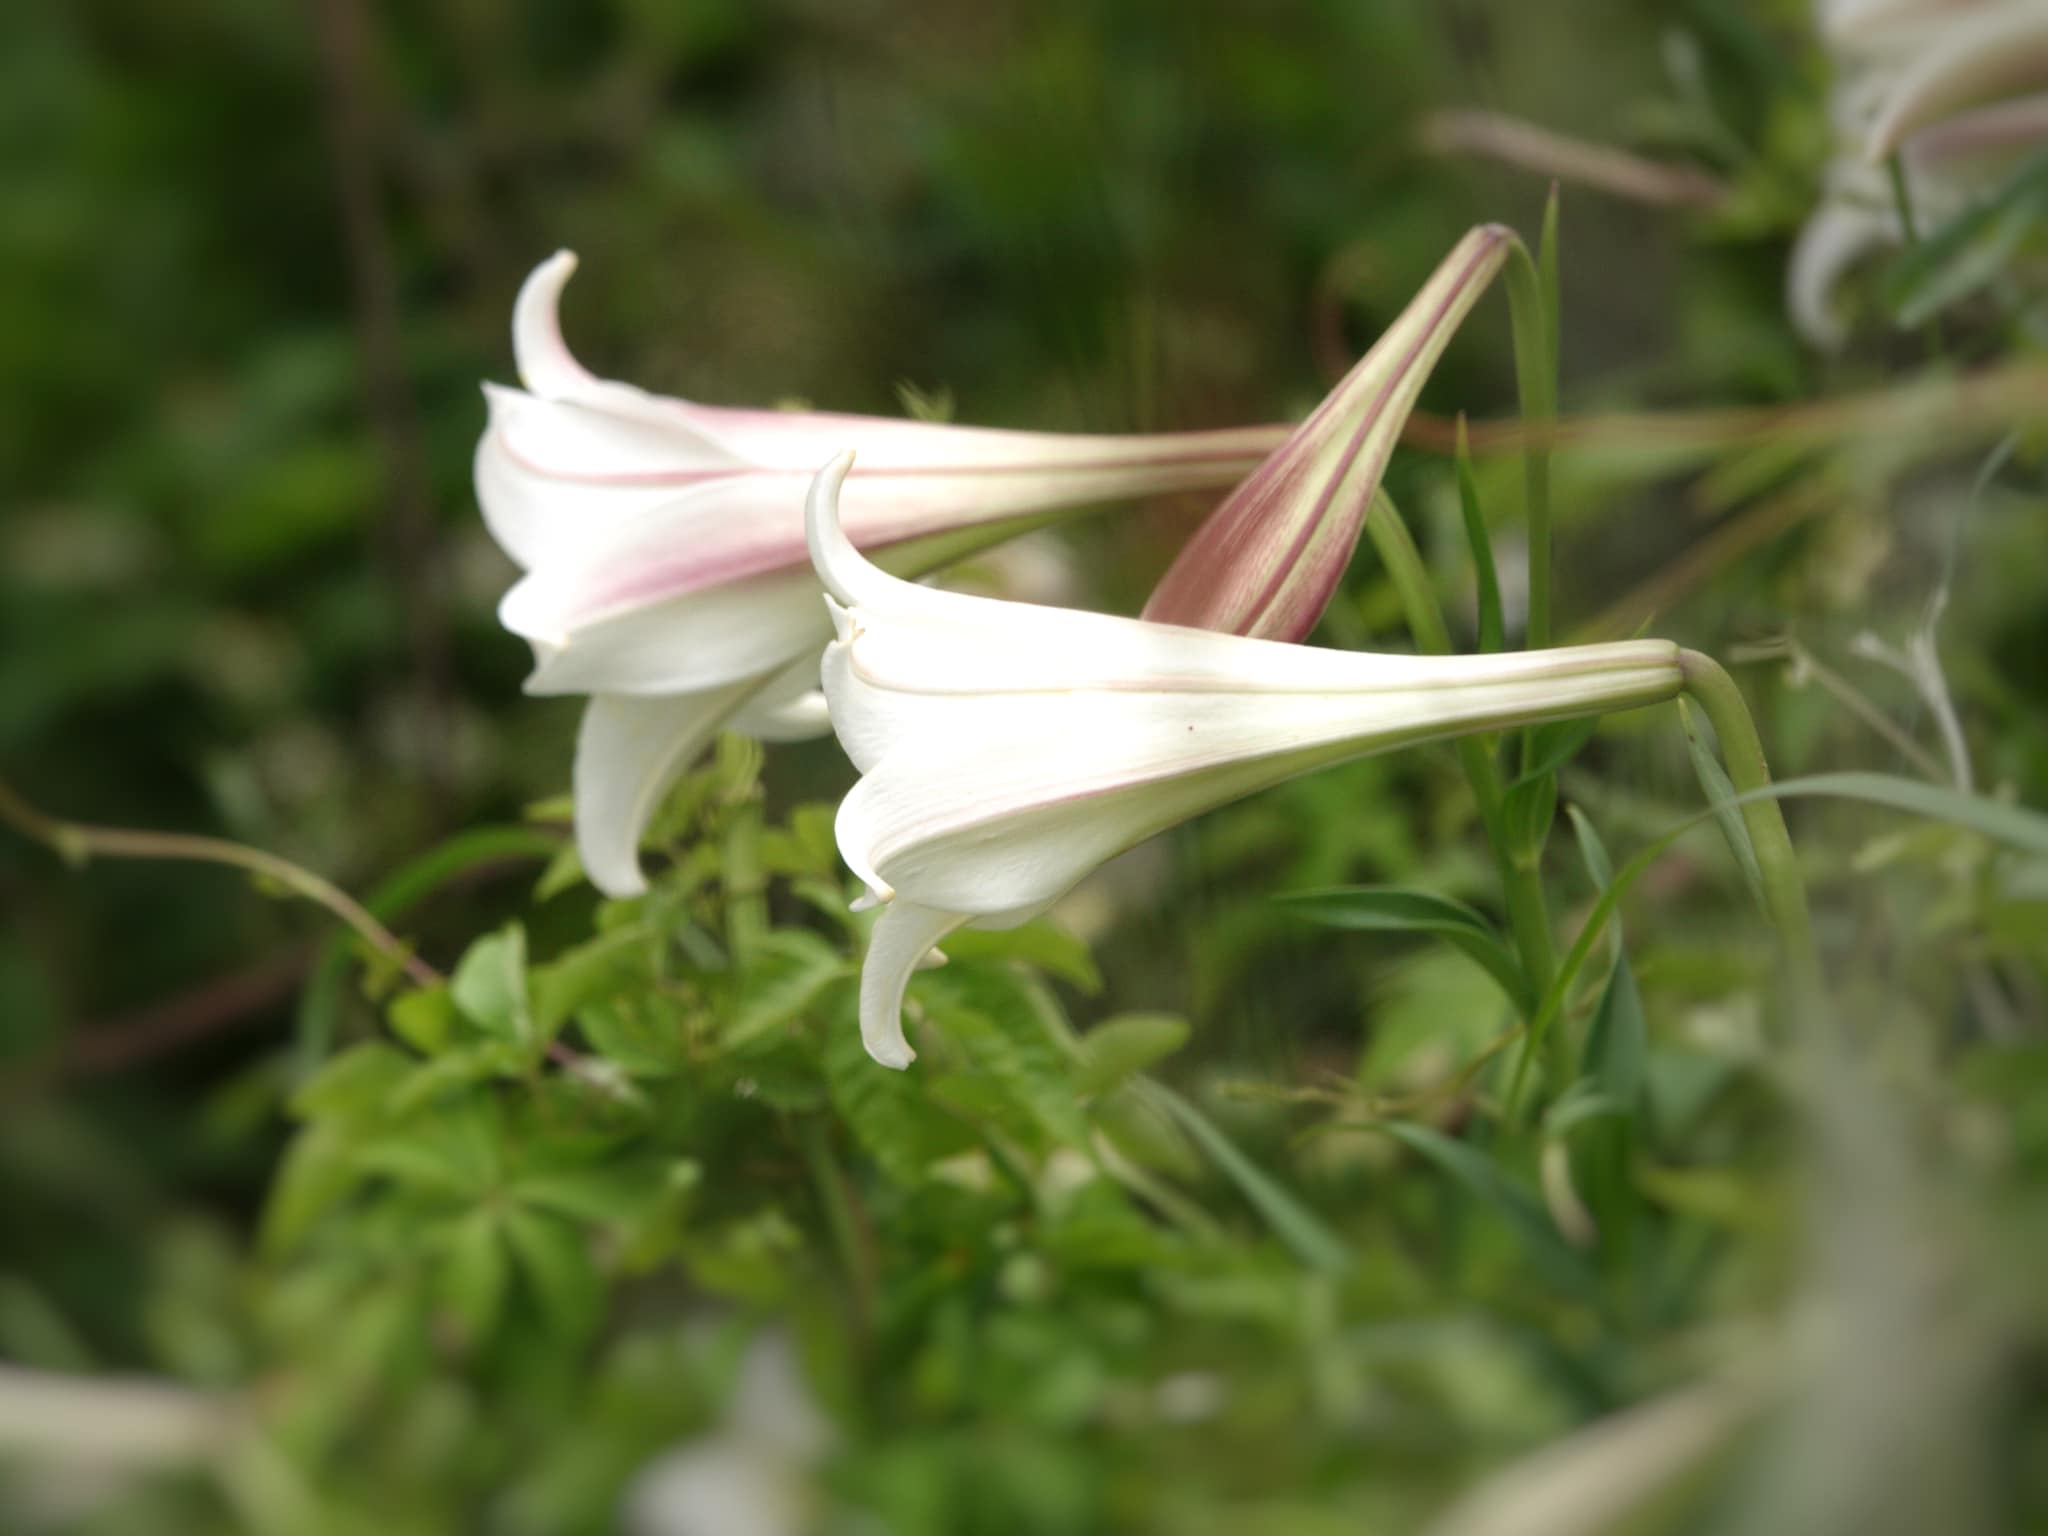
[
  {"xmin": 858, "ymin": 900, "xmax": 968, "ymax": 1069},
  {"xmin": 513, "ymin": 249, "xmax": 595, "ymax": 399},
  {"xmin": 804, "ymin": 451, "xmax": 869, "ymax": 607}
]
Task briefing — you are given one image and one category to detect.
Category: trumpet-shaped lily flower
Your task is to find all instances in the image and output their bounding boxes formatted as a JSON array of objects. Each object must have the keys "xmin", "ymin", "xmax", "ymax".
[
  {"xmin": 805, "ymin": 454, "xmax": 1684, "ymax": 1069},
  {"xmin": 1792, "ymin": 0, "xmax": 2048, "ymax": 346},
  {"xmin": 1142, "ymin": 225, "xmax": 1512, "ymax": 641},
  {"xmin": 477, "ymin": 252, "xmax": 1288, "ymax": 896}
]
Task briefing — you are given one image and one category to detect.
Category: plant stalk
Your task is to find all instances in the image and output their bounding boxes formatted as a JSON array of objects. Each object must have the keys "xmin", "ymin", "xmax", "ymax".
[
  {"xmin": 1676, "ymin": 651, "xmax": 1820, "ymax": 991},
  {"xmin": 1366, "ymin": 498, "xmax": 1558, "ymax": 1001}
]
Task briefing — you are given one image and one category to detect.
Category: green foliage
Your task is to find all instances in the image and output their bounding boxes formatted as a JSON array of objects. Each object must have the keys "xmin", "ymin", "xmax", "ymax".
[{"xmin": 5, "ymin": 3, "xmax": 2048, "ymax": 1533}]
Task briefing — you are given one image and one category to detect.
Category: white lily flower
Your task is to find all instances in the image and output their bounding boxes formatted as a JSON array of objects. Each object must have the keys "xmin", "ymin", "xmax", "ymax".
[
  {"xmin": 477, "ymin": 252, "xmax": 1286, "ymax": 895},
  {"xmin": 1792, "ymin": 0, "xmax": 2048, "ymax": 346},
  {"xmin": 805, "ymin": 455, "xmax": 1684, "ymax": 1069},
  {"xmin": 1142, "ymin": 225, "xmax": 1512, "ymax": 641}
]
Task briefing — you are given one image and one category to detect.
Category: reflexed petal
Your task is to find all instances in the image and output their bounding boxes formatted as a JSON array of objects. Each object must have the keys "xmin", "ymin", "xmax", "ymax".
[
  {"xmin": 573, "ymin": 679, "xmax": 768, "ymax": 897},
  {"xmin": 858, "ymin": 899, "xmax": 970, "ymax": 1069},
  {"xmin": 512, "ymin": 564, "xmax": 828, "ymax": 697},
  {"xmin": 1863, "ymin": 4, "xmax": 2048, "ymax": 161},
  {"xmin": 516, "ymin": 250, "xmax": 1285, "ymax": 475},
  {"xmin": 1787, "ymin": 203, "xmax": 1897, "ymax": 347},
  {"xmin": 730, "ymin": 653, "xmax": 832, "ymax": 741}
]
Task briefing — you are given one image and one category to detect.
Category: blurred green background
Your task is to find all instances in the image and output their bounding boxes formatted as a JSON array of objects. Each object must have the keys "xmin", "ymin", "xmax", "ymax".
[{"xmin": 5, "ymin": 0, "xmax": 2046, "ymax": 1532}]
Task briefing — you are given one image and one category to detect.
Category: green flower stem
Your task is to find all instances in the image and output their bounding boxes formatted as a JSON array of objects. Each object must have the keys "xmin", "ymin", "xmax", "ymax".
[
  {"xmin": 1366, "ymin": 496, "xmax": 1558, "ymax": 1002},
  {"xmin": 1677, "ymin": 650, "xmax": 1820, "ymax": 991}
]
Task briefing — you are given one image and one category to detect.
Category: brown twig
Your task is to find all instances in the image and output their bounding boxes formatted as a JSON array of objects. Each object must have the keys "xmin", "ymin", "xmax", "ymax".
[
  {"xmin": 1401, "ymin": 360, "xmax": 2048, "ymax": 458},
  {"xmin": 1421, "ymin": 108, "xmax": 1732, "ymax": 210},
  {"xmin": 0, "ymin": 778, "xmax": 440, "ymax": 990}
]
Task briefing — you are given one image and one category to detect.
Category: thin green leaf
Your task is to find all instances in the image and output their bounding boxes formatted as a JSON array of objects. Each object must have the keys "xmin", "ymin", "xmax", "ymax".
[
  {"xmin": 1455, "ymin": 416, "xmax": 1505, "ymax": 654},
  {"xmin": 1520, "ymin": 716, "xmax": 1603, "ymax": 784},
  {"xmin": 1501, "ymin": 773, "xmax": 1559, "ymax": 868},
  {"xmin": 1140, "ymin": 1083, "xmax": 1351, "ymax": 1274},
  {"xmin": 1281, "ymin": 884, "xmax": 1530, "ymax": 1010},
  {"xmin": 1513, "ymin": 772, "xmax": 2048, "ymax": 1117},
  {"xmin": 450, "ymin": 923, "xmax": 532, "ymax": 1046},
  {"xmin": 1883, "ymin": 144, "xmax": 2048, "ymax": 327},
  {"xmin": 1074, "ymin": 1014, "xmax": 1192, "ymax": 1098},
  {"xmin": 1678, "ymin": 699, "xmax": 1767, "ymax": 912}
]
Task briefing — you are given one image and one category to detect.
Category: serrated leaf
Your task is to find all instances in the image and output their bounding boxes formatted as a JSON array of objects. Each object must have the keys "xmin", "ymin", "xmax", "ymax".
[
  {"xmin": 724, "ymin": 928, "xmax": 848, "ymax": 1050},
  {"xmin": 821, "ymin": 989, "xmax": 977, "ymax": 1185},
  {"xmin": 386, "ymin": 1041, "xmax": 530, "ymax": 1116},
  {"xmin": 387, "ymin": 986, "xmax": 457, "ymax": 1056},
  {"xmin": 531, "ymin": 925, "xmax": 653, "ymax": 1039},
  {"xmin": 451, "ymin": 923, "xmax": 532, "ymax": 1045},
  {"xmin": 352, "ymin": 1095, "xmax": 504, "ymax": 1200},
  {"xmin": 1280, "ymin": 885, "xmax": 1529, "ymax": 1010},
  {"xmin": 1074, "ymin": 1014, "xmax": 1191, "ymax": 1097},
  {"xmin": 578, "ymin": 996, "xmax": 694, "ymax": 1079},
  {"xmin": 261, "ymin": 1123, "xmax": 362, "ymax": 1254},
  {"xmin": 920, "ymin": 963, "xmax": 1090, "ymax": 1149},
  {"xmin": 510, "ymin": 1162, "xmax": 667, "ymax": 1226},
  {"xmin": 290, "ymin": 1041, "xmax": 412, "ymax": 1121}
]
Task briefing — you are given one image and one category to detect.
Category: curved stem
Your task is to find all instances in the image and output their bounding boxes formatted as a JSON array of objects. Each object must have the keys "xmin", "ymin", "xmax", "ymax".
[
  {"xmin": 1676, "ymin": 652, "xmax": 1820, "ymax": 991},
  {"xmin": 0, "ymin": 778, "xmax": 441, "ymax": 989},
  {"xmin": 1366, "ymin": 497, "xmax": 1558, "ymax": 1000}
]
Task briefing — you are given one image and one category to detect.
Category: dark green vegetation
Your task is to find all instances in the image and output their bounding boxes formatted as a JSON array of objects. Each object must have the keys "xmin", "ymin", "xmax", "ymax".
[{"xmin": 3, "ymin": 2, "xmax": 2045, "ymax": 1532}]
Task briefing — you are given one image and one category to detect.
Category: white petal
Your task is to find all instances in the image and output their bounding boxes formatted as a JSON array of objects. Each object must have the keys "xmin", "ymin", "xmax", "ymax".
[
  {"xmin": 1787, "ymin": 203, "xmax": 1897, "ymax": 348},
  {"xmin": 730, "ymin": 653, "xmax": 833, "ymax": 740},
  {"xmin": 1862, "ymin": 3, "xmax": 2048, "ymax": 163},
  {"xmin": 513, "ymin": 251, "xmax": 598, "ymax": 399},
  {"xmin": 859, "ymin": 900, "xmax": 970, "ymax": 1069},
  {"xmin": 573, "ymin": 680, "xmax": 767, "ymax": 897},
  {"xmin": 475, "ymin": 386, "xmax": 735, "ymax": 571},
  {"xmin": 512, "ymin": 564, "xmax": 830, "ymax": 697},
  {"xmin": 834, "ymin": 662, "xmax": 1681, "ymax": 917}
]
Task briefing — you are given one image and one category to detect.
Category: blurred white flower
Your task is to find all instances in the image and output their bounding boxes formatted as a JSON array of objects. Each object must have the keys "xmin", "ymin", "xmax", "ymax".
[
  {"xmin": 805, "ymin": 454, "xmax": 1684, "ymax": 1069},
  {"xmin": 623, "ymin": 1332, "xmax": 833, "ymax": 1536},
  {"xmin": 476, "ymin": 251, "xmax": 1284, "ymax": 895},
  {"xmin": 1792, "ymin": 0, "xmax": 2048, "ymax": 345}
]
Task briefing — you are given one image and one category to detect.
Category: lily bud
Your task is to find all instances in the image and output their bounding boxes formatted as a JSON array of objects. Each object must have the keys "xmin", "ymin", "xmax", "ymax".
[
  {"xmin": 806, "ymin": 454, "xmax": 1683, "ymax": 1069},
  {"xmin": 1141, "ymin": 225, "xmax": 1512, "ymax": 641},
  {"xmin": 476, "ymin": 252, "xmax": 1288, "ymax": 896}
]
